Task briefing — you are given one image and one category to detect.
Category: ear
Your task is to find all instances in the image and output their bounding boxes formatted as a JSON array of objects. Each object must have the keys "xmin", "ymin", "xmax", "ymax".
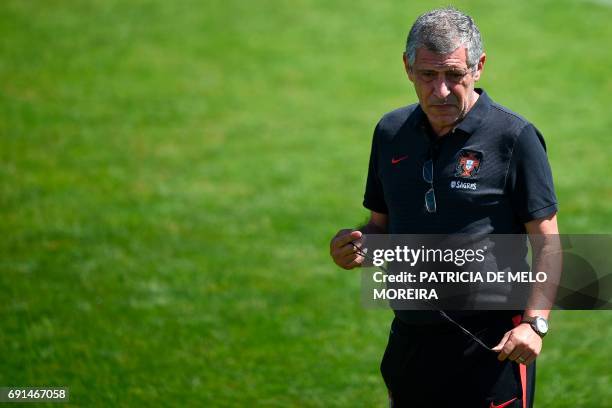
[
  {"xmin": 472, "ymin": 53, "xmax": 486, "ymax": 82},
  {"xmin": 403, "ymin": 53, "xmax": 415, "ymax": 82}
]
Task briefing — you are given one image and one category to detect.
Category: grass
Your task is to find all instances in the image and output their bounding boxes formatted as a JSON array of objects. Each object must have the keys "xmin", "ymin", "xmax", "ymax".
[{"xmin": 1, "ymin": 0, "xmax": 611, "ymax": 406}]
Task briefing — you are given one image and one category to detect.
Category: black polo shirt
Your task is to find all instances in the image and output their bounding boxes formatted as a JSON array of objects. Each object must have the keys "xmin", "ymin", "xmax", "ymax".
[
  {"xmin": 363, "ymin": 89, "xmax": 558, "ymax": 235},
  {"xmin": 363, "ymin": 89, "xmax": 558, "ymax": 325}
]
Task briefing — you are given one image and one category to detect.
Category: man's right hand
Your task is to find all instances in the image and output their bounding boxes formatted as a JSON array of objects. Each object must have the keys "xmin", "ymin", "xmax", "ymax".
[{"xmin": 330, "ymin": 229, "xmax": 364, "ymax": 269}]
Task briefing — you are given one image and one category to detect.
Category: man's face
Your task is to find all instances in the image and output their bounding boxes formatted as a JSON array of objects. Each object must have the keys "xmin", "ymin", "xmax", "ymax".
[{"xmin": 404, "ymin": 46, "xmax": 485, "ymax": 134}]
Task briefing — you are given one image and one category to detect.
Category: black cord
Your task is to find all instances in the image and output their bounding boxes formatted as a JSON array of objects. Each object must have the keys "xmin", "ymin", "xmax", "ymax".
[{"xmin": 350, "ymin": 241, "xmax": 493, "ymax": 351}]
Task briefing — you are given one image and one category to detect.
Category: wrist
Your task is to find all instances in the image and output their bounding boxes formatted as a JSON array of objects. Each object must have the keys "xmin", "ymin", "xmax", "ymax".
[{"xmin": 521, "ymin": 316, "xmax": 549, "ymax": 338}]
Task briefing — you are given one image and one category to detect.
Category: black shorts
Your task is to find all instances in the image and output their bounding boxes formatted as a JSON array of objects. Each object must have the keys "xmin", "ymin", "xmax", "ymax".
[{"xmin": 380, "ymin": 314, "xmax": 535, "ymax": 408}]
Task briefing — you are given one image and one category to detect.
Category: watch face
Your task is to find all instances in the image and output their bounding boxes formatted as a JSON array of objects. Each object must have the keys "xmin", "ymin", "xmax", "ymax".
[{"xmin": 536, "ymin": 318, "xmax": 548, "ymax": 333}]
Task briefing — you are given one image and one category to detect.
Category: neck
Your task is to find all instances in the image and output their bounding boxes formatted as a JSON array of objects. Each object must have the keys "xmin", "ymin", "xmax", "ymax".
[{"xmin": 431, "ymin": 89, "xmax": 480, "ymax": 137}]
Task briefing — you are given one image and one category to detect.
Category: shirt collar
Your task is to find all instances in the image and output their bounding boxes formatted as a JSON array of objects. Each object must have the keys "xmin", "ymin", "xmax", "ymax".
[
  {"xmin": 410, "ymin": 88, "xmax": 491, "ymax": 136},
  {"xmin": 454, "ymin": 88, "xmax": 490, "ymax": 135}
]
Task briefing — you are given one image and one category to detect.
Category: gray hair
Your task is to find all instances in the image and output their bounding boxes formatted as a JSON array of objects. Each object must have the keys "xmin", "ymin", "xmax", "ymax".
[{"xmin": 405, "ymin": 7, "xmax": 483, "ymax": 69}]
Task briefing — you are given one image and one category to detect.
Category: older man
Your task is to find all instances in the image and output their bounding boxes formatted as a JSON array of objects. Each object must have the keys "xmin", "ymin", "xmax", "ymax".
[{"xmin": 330, "ymin": 7, "xmax": 558, "ymax": 408}]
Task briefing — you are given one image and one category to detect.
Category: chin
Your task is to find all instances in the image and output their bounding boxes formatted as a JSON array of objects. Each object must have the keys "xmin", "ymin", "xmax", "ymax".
[{"xmin": 428, "ymin": 114, "xmax": 458, "ymax": 127}]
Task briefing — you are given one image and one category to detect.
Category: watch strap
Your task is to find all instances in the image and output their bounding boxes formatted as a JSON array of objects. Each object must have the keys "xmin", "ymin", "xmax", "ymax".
[{"xmin": 521, "ymin": 316, "xmax": 547, "ymax": 337}]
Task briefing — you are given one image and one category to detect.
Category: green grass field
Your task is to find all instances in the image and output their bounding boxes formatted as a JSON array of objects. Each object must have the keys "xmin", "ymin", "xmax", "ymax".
[{"xmin": 1, "ymin": 0, "xmax": 611, "ymax": 406}]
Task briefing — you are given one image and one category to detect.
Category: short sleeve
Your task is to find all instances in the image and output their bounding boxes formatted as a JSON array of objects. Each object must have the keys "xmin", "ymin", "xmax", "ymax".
[
  {"xmin": 363, "ymin": 124, "xmax": 388, "ymax": 214},
  {"xmin": 506, "ymin": 124, "xmax": 558, "ymax": 223}
]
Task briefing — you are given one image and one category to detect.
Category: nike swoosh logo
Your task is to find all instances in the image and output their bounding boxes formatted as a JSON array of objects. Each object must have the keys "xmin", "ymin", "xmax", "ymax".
[
  {"xmin": 490, "ymin": 397, "xmax": 518, "ymax": 408},
  {"xmin": 391, "ymin": 155, "xmax": 408, "ymax": 164}
]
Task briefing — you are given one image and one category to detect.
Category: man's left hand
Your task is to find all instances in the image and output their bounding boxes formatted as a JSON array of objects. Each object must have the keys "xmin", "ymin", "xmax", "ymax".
[{"xmin": 492, "ymin": 323, "xmax": 542, "ymax": 366}]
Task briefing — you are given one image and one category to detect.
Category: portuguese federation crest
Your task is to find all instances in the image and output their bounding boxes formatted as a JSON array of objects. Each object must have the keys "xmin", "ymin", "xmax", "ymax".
[{"xmin": 454, "ymin": 150, "xmax": 483, "ymax": 178}]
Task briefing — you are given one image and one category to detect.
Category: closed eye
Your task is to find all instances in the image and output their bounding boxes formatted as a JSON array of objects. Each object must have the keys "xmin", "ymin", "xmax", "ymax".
[
  {"xmin": 448, "ymin": 71, "xmax": 467, "ymax": 81},
  {"xmin": 419, "ymin": 71, "xmax": 437, "ymax": 80}
]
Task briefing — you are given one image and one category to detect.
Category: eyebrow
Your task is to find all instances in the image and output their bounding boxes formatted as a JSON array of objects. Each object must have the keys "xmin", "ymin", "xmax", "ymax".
[{"xmin": 416, "ymin": 67, "xmax": 467, "ymax": 72}]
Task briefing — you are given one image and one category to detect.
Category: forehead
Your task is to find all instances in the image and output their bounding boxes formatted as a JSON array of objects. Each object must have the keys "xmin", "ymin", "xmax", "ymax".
[{"xmin": 413, "ymin": 46, "xmax": 469, "ymax": 70}]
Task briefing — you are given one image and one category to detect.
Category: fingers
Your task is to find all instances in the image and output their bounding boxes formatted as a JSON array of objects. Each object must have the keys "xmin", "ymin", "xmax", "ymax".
[
  {"xmin": 497, "ymin": 338, "xmax": 515, "ymax": 361},
  {"xmin": 514, "ymin": 351, "xmax": 535, "ymax": 366},
  {"xmin": 337, "ymin": 239, "xmax": 360, "ymax": 257},
  {"xmin": 522, "ymin": 353, "xmax": 537, "ymax": 366},
  {"xmin": 492, "ymin": 331, "xmax": 511, "ymax": 352},
  {"xmin": 493, "ymin": 330, "xmax": 516, "ymax": 362},
  {"xmin": 346, "ymin": 255, "xmax": 365, "ymax": 269},
  {"xmin": 516, "ymin": 340, "xmax": 539, "ymax": 365},
  {"xmin": 332, "ymin": 230, "xmax": 362, "ymax": 249},
  {"xmin": 330, "ymin": 229, "xmax": 364, "ymax": 269},
  {"xmin": 493, "ymin": 327, "xmax": 542, "ymax": 364},
  {"xmin": 336, "ymin": 250, "xmax": 362, "ymax": 269},
  {"xmin": 507, "ymin": 345, "xmax": 525, "ymax": 362}
]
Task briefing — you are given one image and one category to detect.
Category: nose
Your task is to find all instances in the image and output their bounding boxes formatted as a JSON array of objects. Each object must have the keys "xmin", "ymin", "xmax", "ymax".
[{"xmin": 432, "ymin": 74, "xmax": 451, "ymax": 100}]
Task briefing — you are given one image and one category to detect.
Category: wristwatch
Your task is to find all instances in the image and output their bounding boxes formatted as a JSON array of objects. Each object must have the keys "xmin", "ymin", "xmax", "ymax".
[{"xmin": 521, "ymin": 316, "xmax": 549, "ymax": 338}]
